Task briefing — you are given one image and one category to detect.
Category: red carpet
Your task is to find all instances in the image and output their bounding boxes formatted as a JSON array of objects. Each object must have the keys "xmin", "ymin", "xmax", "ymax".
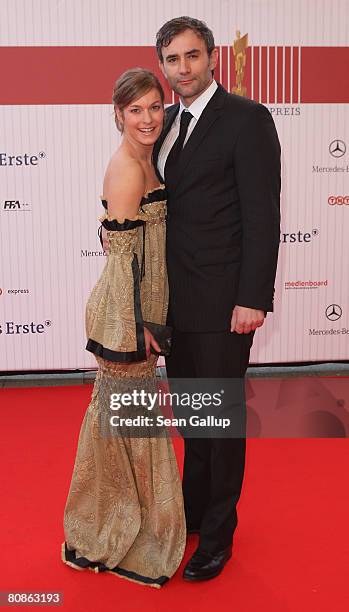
[{"xmin": 1, "ymin": 385, "xmax": 348, "ymax": 611}]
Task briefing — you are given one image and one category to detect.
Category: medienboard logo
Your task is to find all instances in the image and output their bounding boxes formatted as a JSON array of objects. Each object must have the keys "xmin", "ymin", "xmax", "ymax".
[
  {"xmin": 0, "ymin": 319, "xmax": 52, "ymax": 334},
  {"xmin": 285, "ymin": 279, "xmax": 328, "ymax": 290},
  {"xmin": 328, "ymin": 196, "xmax": 349, "ymax": 206},
  {"xmin": 3, "ymin": 199, "xmax": 31, "ymax": 211},
  {"xmin": 280, "ymin": 229, "xmax": 319, "ymax": 244},
  {"xmin": 0, "ymin": 151, "xmax": 46, "ymax": 166}
]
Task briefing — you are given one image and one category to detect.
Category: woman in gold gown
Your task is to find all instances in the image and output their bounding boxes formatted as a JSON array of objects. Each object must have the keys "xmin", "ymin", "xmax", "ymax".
[{"xmin": 62, "ymin": 69, "xmax": 186, "ymax": 588}]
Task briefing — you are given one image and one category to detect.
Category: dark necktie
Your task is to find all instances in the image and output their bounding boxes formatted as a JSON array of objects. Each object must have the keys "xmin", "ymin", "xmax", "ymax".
[{"xmin": 165, "ymin": 110, "xmax": 193, "ymax": 177}]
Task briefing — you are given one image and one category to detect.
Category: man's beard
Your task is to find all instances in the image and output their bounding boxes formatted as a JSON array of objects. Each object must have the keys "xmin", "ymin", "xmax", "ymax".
[
  {"xmin": 172, "ymin": 76, "xmax": 211, "ymax": 101},
  {"xmin": 173, "ymin": 78, "xmax": 200, "ymax": 98}
]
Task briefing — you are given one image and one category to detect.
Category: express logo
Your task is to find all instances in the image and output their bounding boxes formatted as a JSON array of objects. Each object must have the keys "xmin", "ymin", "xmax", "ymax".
[
  {"xmin": 328, "ymin": 196, "xmax": 349, "ymax": 206},
  {"xmin": 1, "ymin": 288, "xmax": 30, "ymax": 295},
  {"xmin": 0, "ymin": 151, "xmax": 46, "ymax": 167},
  {"xmin": 329, "ymin": 140, "xmax": 346, "ymax": 159}
]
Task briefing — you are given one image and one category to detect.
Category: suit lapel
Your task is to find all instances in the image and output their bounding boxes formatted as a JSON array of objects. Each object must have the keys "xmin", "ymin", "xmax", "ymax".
[
  {"xmin": 152, "ymin": 103, "xmax": 179, "ymax": 182},
  {"xmin": 170, "ymin": 84, "xmax": 227, "ymax": 192}
]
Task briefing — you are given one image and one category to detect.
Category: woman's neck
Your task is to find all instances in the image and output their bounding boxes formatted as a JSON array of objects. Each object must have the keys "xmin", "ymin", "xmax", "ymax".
[{"xmin": 121, "ymin": 136, "xmax": 153, "ymax": 164}]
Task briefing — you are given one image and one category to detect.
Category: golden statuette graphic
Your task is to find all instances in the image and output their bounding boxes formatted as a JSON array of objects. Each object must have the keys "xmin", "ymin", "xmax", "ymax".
[{"xmin": 232, "ymin": 30, "xmax": 248, "ymax": 97}]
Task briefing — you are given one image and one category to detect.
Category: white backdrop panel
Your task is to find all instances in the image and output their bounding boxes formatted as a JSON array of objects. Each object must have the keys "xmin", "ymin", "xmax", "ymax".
[
  {"xmin": 1, "ymin": 0, "xmax": 348, "ymax": 46},
  {"xmin": 0, "ymin": 0, "xmax": 348, "ymax": 369}
]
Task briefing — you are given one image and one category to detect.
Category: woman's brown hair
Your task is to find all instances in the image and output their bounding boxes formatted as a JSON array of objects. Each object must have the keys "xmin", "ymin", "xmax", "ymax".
[{"xmin": 112, "ymin": 68, "xmax": 165, "ymax": 132}]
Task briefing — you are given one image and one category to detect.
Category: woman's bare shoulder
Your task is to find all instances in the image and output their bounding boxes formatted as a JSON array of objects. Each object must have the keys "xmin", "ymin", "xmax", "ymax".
[
  {"xmin": 103, "ymin": 153, "xmax": 146, "ymax": 221},
  {"xmin": 104, "ymin": 152, "xmax": 145, "ymax": 197}
]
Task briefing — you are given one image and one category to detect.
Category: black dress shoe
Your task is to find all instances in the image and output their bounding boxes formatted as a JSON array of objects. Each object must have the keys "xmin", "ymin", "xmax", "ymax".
[{"xmin": 183, "ymin": 546, "xmax": 232, "ymax": 581}]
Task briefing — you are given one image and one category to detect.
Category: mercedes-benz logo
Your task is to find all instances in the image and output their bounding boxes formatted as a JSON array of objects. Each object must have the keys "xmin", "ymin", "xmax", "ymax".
[
  {"xmin": 329, "ymin": 139, "xmax": 346, "ymax": 158},
  {"xmin": 325, "ymin": 304, "xmax": 342, "ymax": 321}
]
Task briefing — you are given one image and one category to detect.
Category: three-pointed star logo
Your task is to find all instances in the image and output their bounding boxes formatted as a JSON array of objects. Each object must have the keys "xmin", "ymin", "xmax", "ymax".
[
  {"xmin": 325, "ymin": 304, "xmax": 342, "ymax": 321},
  {"xmin": 329, "ymin": 139, "xmax": 346, "ymax": 158}
]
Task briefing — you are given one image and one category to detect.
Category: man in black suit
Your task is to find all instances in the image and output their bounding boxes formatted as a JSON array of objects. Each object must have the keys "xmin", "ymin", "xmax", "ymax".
[{"xmin": 153, "ymin": 16, "xmax": 281, "ymax": 581}]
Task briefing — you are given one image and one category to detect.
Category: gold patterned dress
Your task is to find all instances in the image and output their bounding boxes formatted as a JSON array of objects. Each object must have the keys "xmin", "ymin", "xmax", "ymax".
[{"xmin": 62, "ymin": 186, "xmax": 186, "ymax": 588}]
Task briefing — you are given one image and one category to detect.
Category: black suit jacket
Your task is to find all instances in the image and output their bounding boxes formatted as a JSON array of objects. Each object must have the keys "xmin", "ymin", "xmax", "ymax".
[{"xmin": 153, "ymin": 83, "xmax": 281, "ymax": 332}]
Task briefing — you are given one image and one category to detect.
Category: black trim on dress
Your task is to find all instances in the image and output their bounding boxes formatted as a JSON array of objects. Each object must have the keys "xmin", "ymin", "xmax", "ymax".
[
  {"xmin": 63, "ymin": 543, "xmax": 169, "ymax": 587},
  {"xmin": 86, "ymin": 252, "xmax": 146, "ymax": 362}
]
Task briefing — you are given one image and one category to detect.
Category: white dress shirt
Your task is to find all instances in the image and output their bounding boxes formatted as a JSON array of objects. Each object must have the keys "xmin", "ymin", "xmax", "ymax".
[{"xmin": 157, "ymin": 79, "xmax": 218, "ymax": 180}]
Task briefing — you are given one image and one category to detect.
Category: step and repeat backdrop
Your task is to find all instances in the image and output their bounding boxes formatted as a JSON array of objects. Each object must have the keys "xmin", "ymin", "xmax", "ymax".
[{"xmin": 0, "ymin": 0, "xmax": 348, "ymax": 370}]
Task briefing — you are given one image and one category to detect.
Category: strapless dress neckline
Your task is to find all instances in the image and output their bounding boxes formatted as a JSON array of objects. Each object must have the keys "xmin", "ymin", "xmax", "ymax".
[{"xmin": 100, "ymin": 184, "xmax": 166, "ymax": 209}]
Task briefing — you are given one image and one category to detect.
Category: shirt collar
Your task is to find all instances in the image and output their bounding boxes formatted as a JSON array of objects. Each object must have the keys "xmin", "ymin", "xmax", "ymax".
[{"xmin": 178, "ymin": 79, "xmax": 218, "ymax": 122}]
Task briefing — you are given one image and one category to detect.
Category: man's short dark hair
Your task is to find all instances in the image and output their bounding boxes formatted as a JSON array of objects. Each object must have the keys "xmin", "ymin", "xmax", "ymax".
[{"xmin": 156, "ymin": 16, "xmax": 216, "ymax": 62}]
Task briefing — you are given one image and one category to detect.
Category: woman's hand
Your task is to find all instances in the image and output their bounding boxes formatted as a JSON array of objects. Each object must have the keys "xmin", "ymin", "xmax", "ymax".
[{"xmin": 144, "ymin": 327, "xmax": 161, "ymax": 358}]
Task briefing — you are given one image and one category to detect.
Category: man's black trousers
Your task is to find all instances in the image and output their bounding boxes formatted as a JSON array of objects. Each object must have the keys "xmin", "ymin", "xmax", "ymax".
[{"xmin": 165, "ymin": 328, "xmax": 254, "ymax": 554}]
